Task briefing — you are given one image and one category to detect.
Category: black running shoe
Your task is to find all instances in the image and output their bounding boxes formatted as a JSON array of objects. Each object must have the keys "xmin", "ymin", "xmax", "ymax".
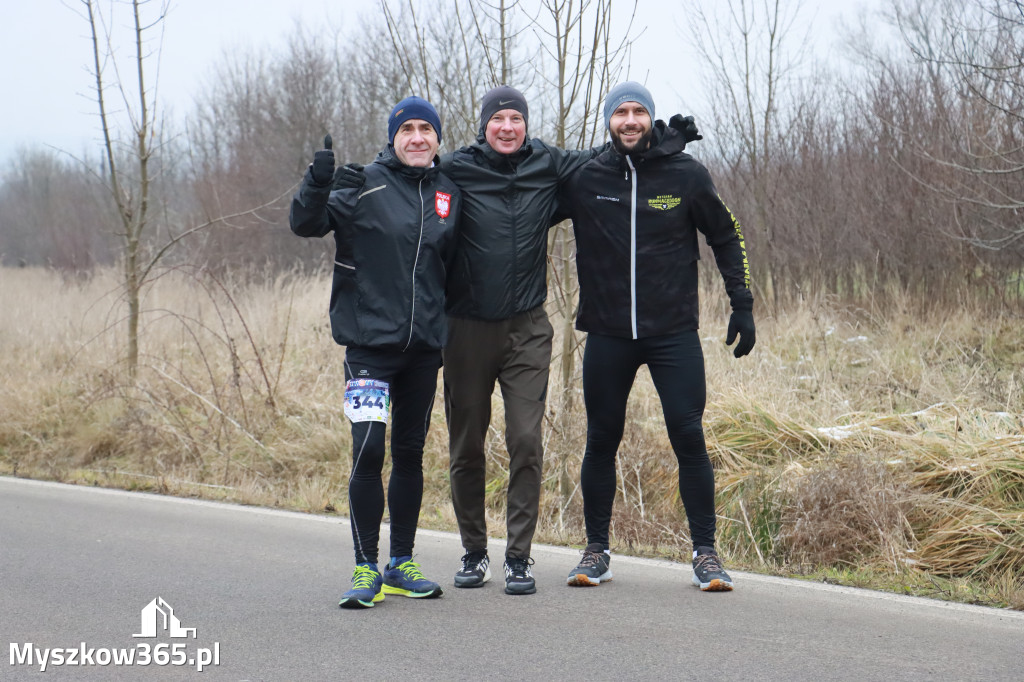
[
  {"xmin": 454, "ymin": 550, "xmax": 491, "ymax": 588},
  {"xmin": 691, "ymin": 546, "xmax": 734, "ymax": 591},
  {"xmin": 503, "ymin": 556, "xmax": 536, "ymax": 595},
  {"xmin": 567, "ymin": 542, "xmax": 612, "ymax": 586}
]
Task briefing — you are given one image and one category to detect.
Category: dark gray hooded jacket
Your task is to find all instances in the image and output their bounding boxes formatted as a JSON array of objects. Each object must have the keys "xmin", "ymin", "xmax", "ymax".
[{"xmin": 439, "ymin": 137, "xmax": 600, "ymax": 321}]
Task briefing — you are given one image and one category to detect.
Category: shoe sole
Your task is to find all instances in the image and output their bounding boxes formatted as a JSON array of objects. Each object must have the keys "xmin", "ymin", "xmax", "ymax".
[
  {"xmin": 504, "ymin": 584, "xmax": 537, "ymax": 595},
  {"xmin": 567, "ymin": 570, "xmax": 612, "ymax": 586},
  {"xmin": 692, "ymin": 575, "xmax": 734, "ymax": 591},
  {"xmin": 381, "ymin": 585, "xmax": 444, "ymax": 598},
  {"xmin": 454, "ymin": 568, "xmax": 492, "ymax": 588},
  {"xmin": 338, "ymin": 593, "xmax": 385, "ymax": 608}
]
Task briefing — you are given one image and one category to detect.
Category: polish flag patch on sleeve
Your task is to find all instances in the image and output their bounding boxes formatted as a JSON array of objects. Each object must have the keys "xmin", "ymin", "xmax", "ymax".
[{"xmin": 435, "ymin": 191, "xmax": 452, "ymax": 218}]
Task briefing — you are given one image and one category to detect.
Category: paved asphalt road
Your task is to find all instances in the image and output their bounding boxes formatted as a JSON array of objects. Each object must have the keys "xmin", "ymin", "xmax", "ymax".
[{"xmin": 1, "ymin": 476, "xmax": 1021, "ymax": 681}]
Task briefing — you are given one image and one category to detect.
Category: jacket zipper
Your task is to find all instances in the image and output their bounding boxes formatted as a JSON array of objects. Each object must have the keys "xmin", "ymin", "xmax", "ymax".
[
  {"xmin": 405, "ymin": 177, "xmax": 426, "ymax": 351},
  {"xmin": 510, "ymin": 168, "xmax": 518, "ymax": 312},
  {"xmin": 626, "ymin": 156, "xmax": 638, "ymax": 340}
]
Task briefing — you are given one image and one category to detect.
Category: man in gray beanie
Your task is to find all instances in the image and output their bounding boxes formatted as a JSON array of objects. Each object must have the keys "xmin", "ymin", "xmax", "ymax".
[
  {"xmin": 602, "ymin": 80, "xmax": 656, "ymax": 130},
  {"xmin": 331, "ymin": 85, "xmax": 701, "ymax": 596},
  {"xmin": 560, "ymin": 82, "xmax": 755, "ymax": 593}
]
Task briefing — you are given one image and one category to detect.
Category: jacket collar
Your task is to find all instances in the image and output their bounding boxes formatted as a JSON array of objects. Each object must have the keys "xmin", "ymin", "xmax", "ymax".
[
  {"xmin": 603, "ymin": 121, "xmax": 685, "ymax": 169},
  {"xmin": 375, "ymin": 144, "xmax": 442, "ymax": 180},
  {"xmin": 470, "ymin": 135, "xmax": 534, "ymax": 170}
]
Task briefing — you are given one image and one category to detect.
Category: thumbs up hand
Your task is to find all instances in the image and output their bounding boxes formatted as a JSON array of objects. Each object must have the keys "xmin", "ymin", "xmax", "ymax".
[{"xmin": 310, "ymin": 134, "xmax": 335, "ymax": 186}]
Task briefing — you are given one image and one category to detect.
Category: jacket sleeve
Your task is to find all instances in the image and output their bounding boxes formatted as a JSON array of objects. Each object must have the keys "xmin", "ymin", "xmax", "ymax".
[
  {"xmin": 438, "ymin": 150, "xmax": 454, "ymax": 171},
  {"xmin": 546, "ymin": 140, "xmax": 611, "ymax": 184},
  {"xmin": 289, "ymin": 168, "xmax": 359, "ymax": 238},
  {"xmin": 443, "ymin": 185, "xmax": 463, "ymax": 284},
  {"xmin": 689, "ymin": 166, "xmax": 754, "ymax": 311}
]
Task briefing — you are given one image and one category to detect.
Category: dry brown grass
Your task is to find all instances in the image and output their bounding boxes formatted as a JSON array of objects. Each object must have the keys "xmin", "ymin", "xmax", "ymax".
[{"xmin": 1, "ymin": 266, "xmax": 1022, "ymax": 608}]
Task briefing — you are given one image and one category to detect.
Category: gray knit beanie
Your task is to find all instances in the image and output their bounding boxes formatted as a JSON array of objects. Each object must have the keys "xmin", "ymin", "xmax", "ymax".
[{"xmin": 603, "ymin": 81, "xmax": 655, "ymax": 130}]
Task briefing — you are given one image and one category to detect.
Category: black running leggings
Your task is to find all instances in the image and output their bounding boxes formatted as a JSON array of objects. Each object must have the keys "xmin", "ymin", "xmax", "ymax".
[
  {"xmin": 580, "ymin": 330, "xmax": 717, "ymax": 550},
  {"xmin": 344, "ymin": 345, "xmax": 440, "ymax": 565}
]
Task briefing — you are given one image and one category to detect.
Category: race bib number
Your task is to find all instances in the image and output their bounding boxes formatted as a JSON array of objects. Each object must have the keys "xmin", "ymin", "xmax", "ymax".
[{"xmin": 344, "ymin": 379, "xmax": 390, "ymax": 423}]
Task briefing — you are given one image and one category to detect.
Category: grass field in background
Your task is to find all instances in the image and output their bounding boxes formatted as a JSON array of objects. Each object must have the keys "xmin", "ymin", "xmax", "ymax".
[{"xmin": 1, "ymin": 266, "xmax": 1021, "ymax": 608}]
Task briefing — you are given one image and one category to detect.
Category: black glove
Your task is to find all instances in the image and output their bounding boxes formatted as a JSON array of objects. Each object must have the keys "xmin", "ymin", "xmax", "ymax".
[
  {"xmin": 310, "ymin": 134, "xmax": 335, "ymax": 186},
  {"xmin": 332, "ymin": 163, "xmax": 366, "ymax": 191},
  {"xmin": 726, "ymin": 309, "xmax": 755, "ymax": 358},
  {"xmin": 668, "ymin": 114, "xmax": 703, "ymax": 144}
]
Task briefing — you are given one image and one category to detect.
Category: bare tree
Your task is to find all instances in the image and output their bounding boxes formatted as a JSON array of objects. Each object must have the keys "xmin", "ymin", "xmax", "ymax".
[
  {"xmin": 78, "ymin": 0, "xmax": 168, "ymax": 376},
  {"xmin": 891, "ymin": 0, "xmax": 1024, "ymax": 253},
  {"xmin": 75, "ymin": 0, "xmax": 297, "ymax": 376},
  {"xmin": 531, "ymin": 0, "xmax": 638, "ymax": 517},
  {"xmin": 690, "ymin": 0, "xmax": 809, "ymax": 307}
]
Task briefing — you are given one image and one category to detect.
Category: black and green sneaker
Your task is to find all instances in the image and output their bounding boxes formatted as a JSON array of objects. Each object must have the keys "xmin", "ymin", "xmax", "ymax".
[{"xmin": 567, "ymin": 543, "xmax": 612, "ymax": 586}]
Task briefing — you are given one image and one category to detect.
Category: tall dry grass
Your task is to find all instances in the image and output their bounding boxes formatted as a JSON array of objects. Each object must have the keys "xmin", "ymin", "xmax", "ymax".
[{"xmin": 1, "ymin": 266, "xmax": 1021, "ymax": 608}]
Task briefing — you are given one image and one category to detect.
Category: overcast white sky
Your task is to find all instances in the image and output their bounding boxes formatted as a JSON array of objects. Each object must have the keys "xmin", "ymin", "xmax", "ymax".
[{"xmin": 1, "ymin": 0, "xmax": 885, "ymax": 166}]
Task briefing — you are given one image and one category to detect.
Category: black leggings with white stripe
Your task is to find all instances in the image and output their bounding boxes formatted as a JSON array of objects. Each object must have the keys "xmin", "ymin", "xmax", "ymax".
[
  {"xmin": 580, "ymin": 330, "xmax": 717, "ymax": 550},
  {"xmin": 343, "ymin": 345, "xmax": 441, "ymax": 565}
]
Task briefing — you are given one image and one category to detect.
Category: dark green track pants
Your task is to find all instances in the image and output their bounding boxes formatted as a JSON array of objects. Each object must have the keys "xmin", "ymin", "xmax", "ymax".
[{"xmin": 443, "ymin": 306, "xmax": 553, "ymax": 559}]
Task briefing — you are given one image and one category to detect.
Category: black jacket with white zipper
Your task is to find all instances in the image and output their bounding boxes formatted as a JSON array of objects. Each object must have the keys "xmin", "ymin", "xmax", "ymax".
[
  {"xmin": 563, "ymin": 122, "xmax": 752, "ymax": 340},
  {"xmin": 290, "ymin": 145, "xmax": 461, "ymax": 351}
]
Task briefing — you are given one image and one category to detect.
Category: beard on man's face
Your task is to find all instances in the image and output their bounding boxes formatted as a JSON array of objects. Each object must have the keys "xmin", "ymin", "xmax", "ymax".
[{"xmin": 611, "ymin": 126, "xmax": 653, "ymax": 156}]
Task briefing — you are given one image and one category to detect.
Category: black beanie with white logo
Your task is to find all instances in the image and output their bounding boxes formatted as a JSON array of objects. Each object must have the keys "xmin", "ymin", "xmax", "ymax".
[{"xmin": 479, "ymin": 86, "xmax": 529, "ymax": 136}]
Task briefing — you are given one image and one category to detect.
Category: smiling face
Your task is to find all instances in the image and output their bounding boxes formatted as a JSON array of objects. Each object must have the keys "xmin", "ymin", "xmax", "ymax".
[
  {"xmin": 484, "ymin": 109, "xmax": 527, "ymax": 155},
  {"xmin": 392, "ymin": 119, "xmax": 439, "ymax": 167},
  {"xmin": 609, "ymin": 101, "xmax": 653, "ymax": 155}
]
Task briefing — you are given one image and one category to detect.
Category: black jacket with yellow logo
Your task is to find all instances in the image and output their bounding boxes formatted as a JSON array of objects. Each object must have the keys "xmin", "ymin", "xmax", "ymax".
[{"xmin": 563, "ymin": 122, "xmax": 752, "ymax": 339}]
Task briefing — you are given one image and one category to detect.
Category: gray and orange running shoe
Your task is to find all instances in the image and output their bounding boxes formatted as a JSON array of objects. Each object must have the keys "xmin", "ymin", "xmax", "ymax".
[{"xmin": 692, "ymin": 546, "xmax": 734, "ymax": 591}]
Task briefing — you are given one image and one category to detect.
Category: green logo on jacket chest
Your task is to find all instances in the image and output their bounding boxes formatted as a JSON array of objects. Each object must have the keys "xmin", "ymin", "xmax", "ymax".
[{"xmin": 648, "ymin": 195, "xmax": 681, "ymax": 211}]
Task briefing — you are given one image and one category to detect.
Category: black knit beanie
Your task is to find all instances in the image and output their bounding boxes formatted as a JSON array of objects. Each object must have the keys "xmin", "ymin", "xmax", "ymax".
[{"xmin": 479, "ymin": 85, "xmax": 529, "ymax": 136}]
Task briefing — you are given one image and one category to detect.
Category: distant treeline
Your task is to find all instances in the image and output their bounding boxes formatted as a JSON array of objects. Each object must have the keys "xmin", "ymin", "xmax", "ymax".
[{"xmin": 1, "ymin": 0, "xmax": 1020, "ymax": 310}]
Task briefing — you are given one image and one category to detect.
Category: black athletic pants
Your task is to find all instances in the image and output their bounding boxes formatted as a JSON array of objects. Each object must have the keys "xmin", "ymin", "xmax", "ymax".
[
  {"xmin": 580, "ymin": 330, "xmax": 717, "ymax": 550},
  {"xmin": 344, "ymin": 345, "xmax": 441, "ymax": 565}
]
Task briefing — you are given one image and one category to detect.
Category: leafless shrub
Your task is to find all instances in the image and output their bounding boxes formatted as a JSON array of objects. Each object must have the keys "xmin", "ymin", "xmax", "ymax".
[{"xmin": 779, "ymin": 456, "xmax": 914, "ymax": 570}]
